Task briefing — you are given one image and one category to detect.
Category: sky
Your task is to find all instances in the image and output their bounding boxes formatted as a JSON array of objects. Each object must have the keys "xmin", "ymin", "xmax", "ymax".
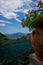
[{"xmin": 0, "ymin": 0, "xmax": 40, "ymax": 34}]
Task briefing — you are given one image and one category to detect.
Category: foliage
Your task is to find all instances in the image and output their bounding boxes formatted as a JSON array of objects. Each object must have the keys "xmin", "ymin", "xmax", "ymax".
[
  {"xmin": 0, "ymin": 37, "xmax": 12, "ymax": 46},
  {"xmin": 0, "ymin": 32, "xmax": 30, "ymax": 46},
  {"xmin": 0, "ymin": 34, "xmax": 13, "ymax": 46},
  {"xmin": 0, "ymin": 60, "xmax": 5, "ymax": 65},
  {"xmin": 21, "ymin": 1, "xmax": 43, "ymax": 29}
]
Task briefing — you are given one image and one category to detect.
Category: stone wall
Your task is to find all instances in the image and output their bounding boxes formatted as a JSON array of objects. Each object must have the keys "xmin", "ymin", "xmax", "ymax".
[{"xmin": 29, "ymin": 53, "xmax": 43, "ymax": 65}]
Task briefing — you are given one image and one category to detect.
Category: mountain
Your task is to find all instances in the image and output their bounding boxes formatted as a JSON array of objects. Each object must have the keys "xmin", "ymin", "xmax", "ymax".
[
  {"xmin": 5, "ymin": 33, "xmax": 27, "ymax": 38},
  {"xmin": 0, "ymin": 33, "xmax": 6, "ymax": 39}
]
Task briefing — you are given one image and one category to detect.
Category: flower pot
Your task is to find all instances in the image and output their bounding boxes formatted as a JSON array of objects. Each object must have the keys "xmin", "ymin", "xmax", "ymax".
[{"xmin": 30, "ymin": 28, "xmax": 43, "ymax": 61}]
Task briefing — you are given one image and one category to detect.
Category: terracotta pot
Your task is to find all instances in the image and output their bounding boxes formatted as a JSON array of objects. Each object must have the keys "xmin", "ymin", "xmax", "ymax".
[{"xmin": 30, "ymin": 28, "xmax": 43, "ymax": 61}]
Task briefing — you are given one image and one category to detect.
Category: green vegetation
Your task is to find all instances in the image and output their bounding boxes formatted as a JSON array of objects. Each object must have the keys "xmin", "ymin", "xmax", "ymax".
[
  {"xmin": 0, "ymin": 33, "xmax": 30, "ymax": 46},
  {"xmin": 0, "ymin": 59, "xmax": 6, "ymax": 65},
  {"xmin": 12, "ymin": 36, "xmax": 28, "ymax": 42},
  {"xmin": 0, "ymin": 38, "xmax": 12, "ymax": 46},
  {"xmin": 0, "ymin": 33, "xmax": 12, "ymax": 46},
  {"xmin": 0, "ymin": 33, "xmax": 33, "ymax": 65},
  {"xmin": 22, "ymin": 1, "xmax": 43, "ymax": 29}
]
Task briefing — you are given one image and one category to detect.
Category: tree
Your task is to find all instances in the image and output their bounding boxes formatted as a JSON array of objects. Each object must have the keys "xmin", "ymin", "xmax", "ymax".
[{"xmin": 21, "ymin": 1, "xmax": 43, "ymax": 29}]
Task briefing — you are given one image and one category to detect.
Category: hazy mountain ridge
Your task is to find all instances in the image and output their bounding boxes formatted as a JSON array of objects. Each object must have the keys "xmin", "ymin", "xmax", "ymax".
[{"xmin": 5, "ymin": 33, "xmax": 27, "ymax": 38}]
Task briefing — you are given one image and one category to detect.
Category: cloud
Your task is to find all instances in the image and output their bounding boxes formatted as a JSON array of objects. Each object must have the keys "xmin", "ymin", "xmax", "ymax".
[
  {"xmin": 0, "ymin": 0, "xmax": 37, "ymax": 22},
  {"xmin": 3, "ymin": 12, "xmax": 21, "ymax": 22},
  {"xmin": 0, "ymin": 20, "xmax": 12, "ymax": 27},
  {"xmin": 0, "ymin": 20, "xmax": 12, "ymax": 24},
  {"xmin": 0, "ymin": 24, "xmax": 6, "ymax": 26}
]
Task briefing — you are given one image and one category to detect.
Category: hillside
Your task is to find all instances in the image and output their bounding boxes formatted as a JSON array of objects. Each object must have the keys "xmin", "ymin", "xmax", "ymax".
[
  {"xmin": 0, "ymin": 33, "xmax": 12, "ymax": 46},
  {"xmin": 0, "ymin": 33, "xmax": 31, "ymax": 46},
  {"xmin": 0, "ymin": 33, "xmax": 6, "ymax": 39}
]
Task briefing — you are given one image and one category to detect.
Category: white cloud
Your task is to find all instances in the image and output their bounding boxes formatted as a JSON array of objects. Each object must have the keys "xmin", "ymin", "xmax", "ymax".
[
  {"xmin": 0, "ymin": 20, "xmax": 12, "ymax": 27},
  {"xmin": 0, "ymin": 24, "xmax": 6, "ymax": 26},
  {"xmin": 0, "ymin": 0, "xmax": 37, "ymax": 22},
  {"xmin": 3, "ymin": 12, "xmax": 21, "ymax": 22},
  {"xmin": 15, "ymin": 18, "xmax": 21, "ymax": 22},
  {"xmin": 22, "ymin": 9, "xmax": 29, "ymax": 14},
  {"xmin": 0, "ymin": 20, "xmax": 12, "ymax": 24}
]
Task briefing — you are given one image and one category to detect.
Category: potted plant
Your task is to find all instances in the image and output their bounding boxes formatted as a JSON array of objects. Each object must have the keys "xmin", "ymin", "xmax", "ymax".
[{"xmin": 21, "ymin": 1, "xmax": 43, "ymax": 61}]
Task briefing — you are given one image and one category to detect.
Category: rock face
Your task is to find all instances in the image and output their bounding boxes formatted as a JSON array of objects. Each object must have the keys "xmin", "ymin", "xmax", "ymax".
[
  {"xmin": 30, "ymin": 29, "xmax": 43, "ymax": 61},
  {"xmin": 29, "ymin": 53, "xmax": 43, "ymax": 65}
]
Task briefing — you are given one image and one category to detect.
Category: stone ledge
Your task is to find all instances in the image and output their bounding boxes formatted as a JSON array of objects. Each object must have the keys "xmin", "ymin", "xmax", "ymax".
[{"xmin": 29, "ymin": 53, "xmax": 43, "ymax": 65}]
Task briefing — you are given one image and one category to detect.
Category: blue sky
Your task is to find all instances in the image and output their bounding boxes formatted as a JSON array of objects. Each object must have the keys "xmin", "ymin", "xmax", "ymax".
[{"xmin": 0, "ymin": 0, "xmax": 39, "ymax": 34}]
